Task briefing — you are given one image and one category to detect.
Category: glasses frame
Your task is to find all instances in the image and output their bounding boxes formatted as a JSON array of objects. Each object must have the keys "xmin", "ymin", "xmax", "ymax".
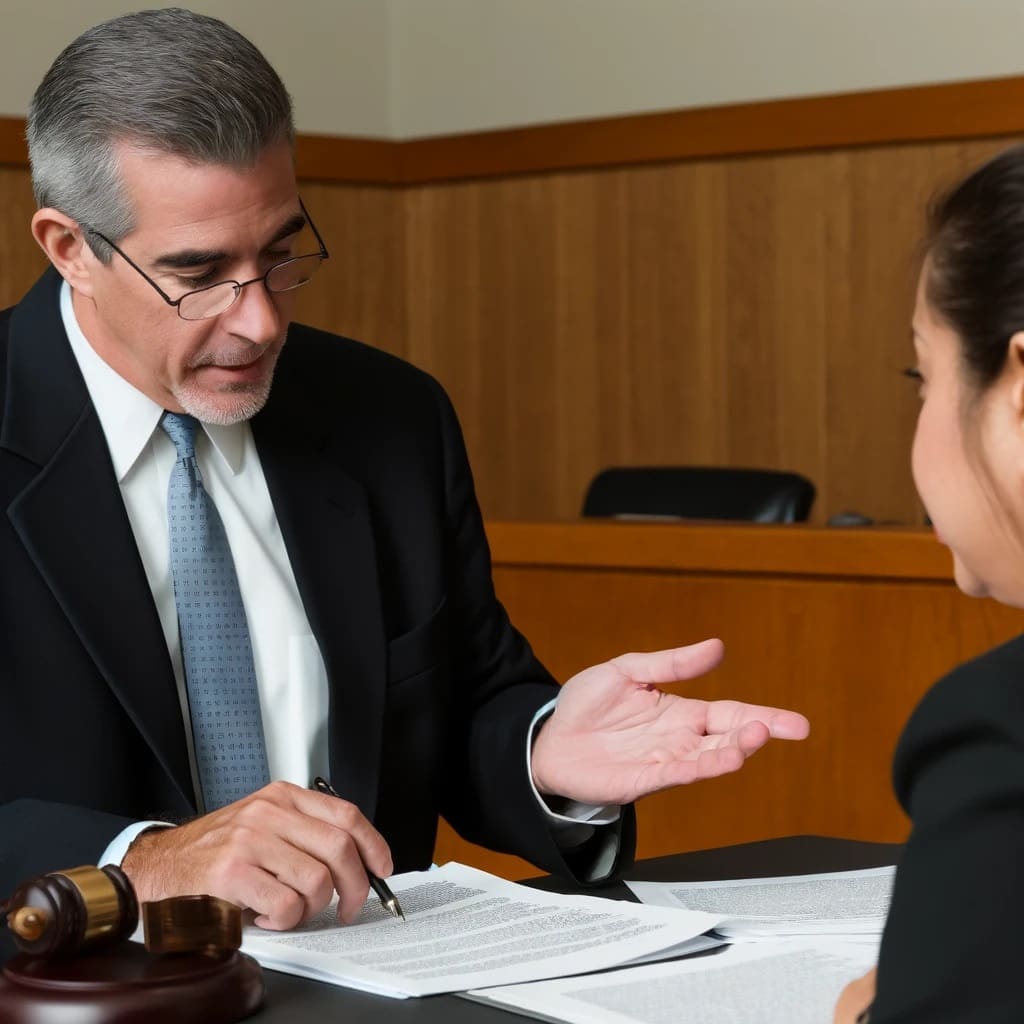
[{"xmin": 82, "ymin": 197, "xmax": 330, "ymax": 321}]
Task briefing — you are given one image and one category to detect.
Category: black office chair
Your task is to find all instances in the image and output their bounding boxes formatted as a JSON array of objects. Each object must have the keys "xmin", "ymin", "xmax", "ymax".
[{"xmin": 582, "ymin": 466, "xmax": 815, "ymax": 523}]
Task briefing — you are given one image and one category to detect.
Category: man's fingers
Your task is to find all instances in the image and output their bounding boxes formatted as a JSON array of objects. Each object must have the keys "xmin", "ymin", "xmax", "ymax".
[
  {"xmin": 767, "ymin": 709, "xmax": 811, "ymax": 740},
  {"xmin": 639, "ymin": 744, "xmax": 746, "ymax": 792},
  {"xmin": 610, "ymin": 638, "xmax": 725, "ymax": 685},
  {"xmin": 247, "ymin": 787, "xmax": 387, "ymax": 923},
  {"xmin": 733, "ymin": 719, "xmax": 771, "ymax": 756},
  {"xmin": 123, "ymin": 782, "xmax": 393, "ymax": 930},
  {"xmin": 706, "ymin": 701, "xmax": 810, "ymax": 741},
  {"xmin": 231, "ymin": 863, "xmax": 310, "ymax": 931},
  {"xmin": 287, "ymin": 819, "xmax": 375, "ymax": 924},
  {"xmin": 243, "ymin": 828, "xmax": 341, "ymax": 922},
  {"xmin": 288, "ymin": 785, "xmax": 394, "ymax": 878}
]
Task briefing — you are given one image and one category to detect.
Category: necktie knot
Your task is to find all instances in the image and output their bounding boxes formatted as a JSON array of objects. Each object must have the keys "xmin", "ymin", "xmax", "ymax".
[{"xmin": 161, "ymin": 411, "xmax": 199, "ymax": 461}]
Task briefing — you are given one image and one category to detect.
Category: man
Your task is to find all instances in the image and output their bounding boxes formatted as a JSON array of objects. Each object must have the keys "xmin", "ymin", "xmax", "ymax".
[{"xmin": 0, "ymin": 8, "xmax": 808, "ymax": 948}]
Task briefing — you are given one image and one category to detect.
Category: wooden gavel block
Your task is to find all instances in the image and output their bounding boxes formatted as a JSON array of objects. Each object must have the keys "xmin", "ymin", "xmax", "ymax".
[{"xmin": 0, "ymin": 865, "xmax": 264, "ymax": 1024}]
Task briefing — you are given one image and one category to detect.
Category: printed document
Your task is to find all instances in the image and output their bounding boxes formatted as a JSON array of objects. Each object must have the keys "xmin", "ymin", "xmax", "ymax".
[
  {"xmin": 240, "ymin": 862, "xmax": 723, "ymax": 998},
  {"xmin": 626, "ymin": 865, "xmax": 895, "ymax": 939},
  {"xmin": 465, "ymin": 938, "xmax": 877, "ymax": 1024}
]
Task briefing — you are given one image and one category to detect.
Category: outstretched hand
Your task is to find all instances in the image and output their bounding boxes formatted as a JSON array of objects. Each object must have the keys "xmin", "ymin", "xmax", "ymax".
[{"xmin": 530, "ymin": 639, "xmax": 810, "ymax": 805}]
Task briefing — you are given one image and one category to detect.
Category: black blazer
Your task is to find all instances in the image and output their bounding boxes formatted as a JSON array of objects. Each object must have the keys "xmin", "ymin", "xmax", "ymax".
[
  {"xmin": 0, "ymin": 270, "xmax": 634, "ymax": 941},
  {"xmin": 871, "ymin": 632, "xmax": 1024, "ymax": 1022}
]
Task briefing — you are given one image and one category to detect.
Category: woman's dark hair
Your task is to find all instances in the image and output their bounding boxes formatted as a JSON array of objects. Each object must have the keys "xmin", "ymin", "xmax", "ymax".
[{"xmin": 925, "ymin": 144, "xmax": 1024, "ymax": 390}]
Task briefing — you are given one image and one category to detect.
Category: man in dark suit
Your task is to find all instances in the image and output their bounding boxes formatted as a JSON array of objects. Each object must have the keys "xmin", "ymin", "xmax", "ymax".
[{"xmin": 0, "ymin": 8, "xmax": 808, "ymax": 948}]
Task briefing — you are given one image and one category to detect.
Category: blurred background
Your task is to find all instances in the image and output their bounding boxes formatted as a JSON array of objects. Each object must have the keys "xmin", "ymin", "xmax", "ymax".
[{"xmin": 4, "ymin": 1, "xmax": 1023, "ymax": 526}]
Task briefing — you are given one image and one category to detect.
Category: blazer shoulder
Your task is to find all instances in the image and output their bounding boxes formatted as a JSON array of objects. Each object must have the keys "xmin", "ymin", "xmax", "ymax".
[
  {"xmin": 279, "ymin": 323, "xmax": 454, "ymax": 424},
  {"xmin": 0, "ymin": 304, "xmax": 13, "ymax": 415},
  {"xmin": 893, "ymin": 631, "xmax": 1024, "ymax": 806},
  {"xmin": 284, "ymin": 323, "xmax": 443, "ymax": 392}
]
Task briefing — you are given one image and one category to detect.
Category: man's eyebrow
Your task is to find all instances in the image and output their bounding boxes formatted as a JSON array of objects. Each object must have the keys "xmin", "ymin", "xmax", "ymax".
[
  {"xmin": 152, "ymin": 247, "xmax": 227, "ymax": 271},
  {"xmin": 267, "ymin": 212, "xmax": 307, "ymax": 248},
  {"xmin": 151, "ymin": 212, "xmax": 308, "ymax": 271}
]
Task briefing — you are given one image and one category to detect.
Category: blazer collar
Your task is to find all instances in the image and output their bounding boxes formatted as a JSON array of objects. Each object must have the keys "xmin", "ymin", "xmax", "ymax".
[
  {"xmin": 252, "ymin": 340, "xmax": 388, "ymax": 821},
  {"xmin": 1, "ymin": 267, "xmax": 90, "ymax": 464},
  {"xmin": 2, "ymin": 267, "xmax": 195, "ymax": 811}
]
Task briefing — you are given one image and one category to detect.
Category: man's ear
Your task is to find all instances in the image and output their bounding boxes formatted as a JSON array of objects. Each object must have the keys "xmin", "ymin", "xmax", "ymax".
[{"xmin": 31, "ymin": 208, "xmax": 98, "ymax": 298}]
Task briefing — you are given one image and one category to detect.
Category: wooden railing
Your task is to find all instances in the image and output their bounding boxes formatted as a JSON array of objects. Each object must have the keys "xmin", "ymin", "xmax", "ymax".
[{"xmin": 5, "ymin": 73, "xmax": 1024, "ymax": 182}]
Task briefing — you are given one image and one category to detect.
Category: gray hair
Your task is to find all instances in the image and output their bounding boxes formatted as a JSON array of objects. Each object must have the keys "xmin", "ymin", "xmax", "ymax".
[{"xmin": 27, "ymin": 7, "xmax": 294, "ymax": 261}]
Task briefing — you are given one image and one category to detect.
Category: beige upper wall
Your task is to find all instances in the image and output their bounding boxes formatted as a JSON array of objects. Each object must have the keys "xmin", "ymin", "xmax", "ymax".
[
  {"xmin": 3, "ymin": 0, "xmax": 1024, "ymax": 139},
  {"xmin": 391, "ymin": 0, "xmax": 1024, "ymax": 137},
  {"xmin": 0, "ymin": 0, "xmax": 391, "ymax": 136}
]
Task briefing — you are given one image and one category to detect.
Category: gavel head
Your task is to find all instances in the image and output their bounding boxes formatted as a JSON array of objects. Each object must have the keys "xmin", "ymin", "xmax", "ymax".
[{"xmin": 2, "ymin": 865, "xmax": 138, "ymax": 957}]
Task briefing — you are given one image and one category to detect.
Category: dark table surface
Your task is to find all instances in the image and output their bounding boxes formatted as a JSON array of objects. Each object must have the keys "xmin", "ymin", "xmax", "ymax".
[{"xmin": 255, "ymin": 835, "xmax": 901, "ymax": 1022}]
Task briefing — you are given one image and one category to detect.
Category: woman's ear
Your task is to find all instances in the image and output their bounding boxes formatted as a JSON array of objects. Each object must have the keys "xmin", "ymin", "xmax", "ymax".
[
  {"xmin": 1008, "ymin": 333, "xmax": 1024, "ymax": 418},
  {"xmin": 30, "ymin": 208, "xmax": 98, "ymax": 297}
]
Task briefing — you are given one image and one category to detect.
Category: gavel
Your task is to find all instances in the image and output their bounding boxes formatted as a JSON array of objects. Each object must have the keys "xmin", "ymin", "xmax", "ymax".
[
  {"xmin": 1, "ymin": 868, "xmax": 263, "ymax": 1024},
  {"xmin": 2, "ymin": 865, "xmax": 241, "ymax": 957},
  {"xmin": 2, "ymin": 865, "xmax": 137, "ymax": 957}
]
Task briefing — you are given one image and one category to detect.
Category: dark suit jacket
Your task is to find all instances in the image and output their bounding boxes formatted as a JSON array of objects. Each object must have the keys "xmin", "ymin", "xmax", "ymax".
[
  {"xmin": 870, "ymin": 632, "xmax": 1024, "ymax": 1022},
  {"xmin": 0, "ymin": 269, "xmax": 635, "ymax": 955}
]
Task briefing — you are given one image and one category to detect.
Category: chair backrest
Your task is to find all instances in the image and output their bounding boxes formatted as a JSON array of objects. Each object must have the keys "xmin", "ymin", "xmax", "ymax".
[{"xmin": 582, "ymin": 466, "xmax": 815, "ymax": 523}]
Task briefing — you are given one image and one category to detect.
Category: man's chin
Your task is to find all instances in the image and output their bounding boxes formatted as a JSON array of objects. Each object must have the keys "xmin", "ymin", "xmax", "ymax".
[{"xmin": 173, "ymin": 379, "xmax": 273, "ymax": 426}]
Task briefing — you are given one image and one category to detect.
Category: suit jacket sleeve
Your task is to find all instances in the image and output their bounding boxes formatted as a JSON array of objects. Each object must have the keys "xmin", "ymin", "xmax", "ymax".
[
  {"xmin": 425, "ymin": 376, "xmax": 635, "ymax": 882},
  {"xmin": 870, "ymin": 634, "xmax": 1024, "ymax": 1023}
]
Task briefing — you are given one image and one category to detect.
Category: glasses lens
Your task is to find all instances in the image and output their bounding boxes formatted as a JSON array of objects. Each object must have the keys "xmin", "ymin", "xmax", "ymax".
[
  {"xmin": 178, "ymin": 283, "xmax": 239, "ymax": 321},
  {"xmin": 267, "ymin": 255, "xmax": 323, "ymax": 293}
]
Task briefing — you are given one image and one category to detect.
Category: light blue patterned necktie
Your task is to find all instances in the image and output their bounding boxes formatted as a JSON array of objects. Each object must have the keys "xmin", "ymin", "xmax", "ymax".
[{"xmin": 161, "ymin": 411, "xmax": 270, "ymax": 810}]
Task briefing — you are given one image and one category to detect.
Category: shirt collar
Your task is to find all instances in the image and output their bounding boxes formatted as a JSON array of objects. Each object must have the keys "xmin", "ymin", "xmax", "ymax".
[{"xmin": 60, "ymin": 280, "xmax": 246, "ymax": 480}]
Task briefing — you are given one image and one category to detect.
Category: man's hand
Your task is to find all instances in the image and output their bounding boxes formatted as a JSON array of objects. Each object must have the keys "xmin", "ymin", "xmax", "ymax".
[
  {"xmin": 530, "ymin": 639, "xmax": 810, "ymax": 804},
  {"xmin": 834, "ymin": 968, "xmax": 876, "ymax": 1023},
  {"xmin": 121, "ymin": 781, "xmax": 392, "ymax": 929}
]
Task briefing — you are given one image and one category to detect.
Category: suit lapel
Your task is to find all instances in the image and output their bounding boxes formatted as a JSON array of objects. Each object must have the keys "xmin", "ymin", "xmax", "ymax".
[
  {"xmin": 2, "ymin": 270, "xmax": 194, "ymax": 810},
  {"xmin": 252, "ymin": 379, "xmax": 387, "ymax": 821}
]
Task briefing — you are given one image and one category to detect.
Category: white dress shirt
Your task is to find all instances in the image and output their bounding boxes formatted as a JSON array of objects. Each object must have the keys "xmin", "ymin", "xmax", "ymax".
[
  {"xmin": 57, "ymin": 282, "xmax": 614, "ymax": 868},
  {"xmin": 62, "ymin": 281, "xmax": 329, "ymax": 807}
]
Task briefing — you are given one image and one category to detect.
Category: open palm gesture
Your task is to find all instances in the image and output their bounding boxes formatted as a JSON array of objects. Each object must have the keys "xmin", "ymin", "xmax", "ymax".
[{"xmin": 530, "ymin": 639, "xmax": 810, "ymax": 805}]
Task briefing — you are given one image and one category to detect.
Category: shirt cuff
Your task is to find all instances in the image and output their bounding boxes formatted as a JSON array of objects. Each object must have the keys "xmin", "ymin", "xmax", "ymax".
[
  {"xmin": 527, "ymin": 698, "xmax": 621, "ymax": 830},
  {"xmin": 98, "ymin": 821, "xmax": 173, "ymax": 868}
]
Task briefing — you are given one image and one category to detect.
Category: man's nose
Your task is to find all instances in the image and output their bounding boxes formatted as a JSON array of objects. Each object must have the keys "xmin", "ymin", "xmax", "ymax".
[{"xmin": 221, "ymin": 279, "xmax": 283, "ymax": 345}]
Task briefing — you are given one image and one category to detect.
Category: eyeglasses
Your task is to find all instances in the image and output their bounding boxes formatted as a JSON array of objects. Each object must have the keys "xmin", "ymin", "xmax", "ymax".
[{"xmin": 82, "ymin": 198, "xmax": 330, "ymax": 321}]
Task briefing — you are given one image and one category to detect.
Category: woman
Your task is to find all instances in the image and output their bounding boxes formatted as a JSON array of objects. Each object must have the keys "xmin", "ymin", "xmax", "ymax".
[{"xmin": 836, "ymin": 144, "xmax": 1024, "ymax": 1022}]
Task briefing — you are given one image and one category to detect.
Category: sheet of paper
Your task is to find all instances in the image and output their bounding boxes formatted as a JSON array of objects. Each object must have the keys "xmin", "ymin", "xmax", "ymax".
[
  {"xmin": 465, "ymin": 938, "xmax": 877, "ymax": 1024},
  {"xmin": 626, "ymin": 865, "xmax": 895, "ymax": 939},
  {"xmin": 240, "ymin": 862, "xmax": 723, "ymax": 998}
]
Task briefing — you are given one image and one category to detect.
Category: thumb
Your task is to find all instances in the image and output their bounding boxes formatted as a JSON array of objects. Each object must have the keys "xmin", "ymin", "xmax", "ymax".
[{"xmin": 611, "ymin": 638, "xmax": 725, "ymax": 684}]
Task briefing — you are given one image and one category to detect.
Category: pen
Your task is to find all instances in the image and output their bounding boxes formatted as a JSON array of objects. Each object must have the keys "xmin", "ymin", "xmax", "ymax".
[{"xmin": 311, "ymin": 776, "xmax": 406, "ymax": 921}]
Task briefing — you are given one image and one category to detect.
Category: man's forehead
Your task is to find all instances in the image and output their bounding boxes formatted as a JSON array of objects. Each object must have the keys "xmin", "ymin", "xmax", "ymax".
[{"xmin": 113, "ymin": 140, "xmax": 299, "ymax": 243}]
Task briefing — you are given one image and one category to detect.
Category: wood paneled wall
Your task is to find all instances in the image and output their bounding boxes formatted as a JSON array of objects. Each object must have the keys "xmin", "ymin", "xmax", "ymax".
[
  {"xmin": 0, "ymin": 168, "xmax": 47, "ymax": 308},
  {"xmin": 401, "ymin": 137, "xmax": 1014, "ymax": 524},
  {"xmin": 0, "ymin": 133, "xmax": 1018, "ymax": 523}
]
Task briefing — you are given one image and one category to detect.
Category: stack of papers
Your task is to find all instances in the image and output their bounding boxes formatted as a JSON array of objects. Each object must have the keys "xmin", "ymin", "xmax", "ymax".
[
  {"xmin": 466, "ymin": 938, "xmax": 878, "ymax": 1024},
  {"xmin": 240, "ymin": 862, "xmax": 725, "ymax": 998},
  {"xmin": 465, "ymin": 864, "xmax": 895, "ymax": 1024},
  {"xmin": 625, "ymin": 865, "xmax": 894, "ymax": 942},
  {"xmin": 235, "ymin": 860, "xmax": 896, "ymax": 1021}
]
